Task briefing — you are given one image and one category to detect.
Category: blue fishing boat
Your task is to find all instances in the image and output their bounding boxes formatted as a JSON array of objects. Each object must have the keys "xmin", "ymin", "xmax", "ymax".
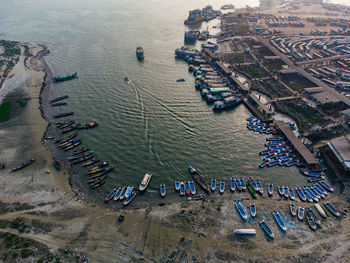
[
  {"xmin": 298, "ymin": 206, "xmax": 304, "ymax": 220},
  {"xmin": 160, "ymin": 184, "xmax": 166, "ymax": 197},
  {"xmin": 124, "ymin": 186, "xmax": 134, "ymax": 199},
  {"xmin": 113, "ymin": 187, "xmax": 123, "ymax": 201},
  {"xmin": 283, "ymin": 186, "xmax": 289, "ymax": 198},
  {"xmin": 104, "ymin": 188, "xmax": 117, "ymax": 202},
  {"xmin": 286, "ymin": 161, "xmax": 297, "ymax": 167},
  {"xmin": 119, "ymin": 187, "xmax": 127, "ymax": 201},
  {"xmin": 123, "ymin": 191, "xmax": 136, "ymax": 206},
  {"xmin": 311, "ymin": 186, "xmax": 324, "ymax": 199},
  {"xmin": 266, "ymin": 137, "xmax": 283, "ymax": 141},
  {"xmin": 185, "ymin": 181, "xmax": 191, "ymax": 195},
  {"xmin": 307, "ymin": 215, "xmax": 317, "ymax": 230},
  {"xmin": 303, "ymin": 189, "xmax": 313, "ymax": 203},
  {"xmin": 307, "ymin": 176, "xmax": 324, "ymax": 183},
  {"xmin": 177, "ymin": 78, "xmax": 185, "ymax": 82},
  {"xmin": 268, "ymin": 183, "xmax": 273, "ymax": 196},
  {"xmin": 268, "ymin": 160, "xmax": 279, "ymax": 167},
  {"xmin": 273, "ymin": 211, "xmax": 287, "ymax": 231},
  {"xmin": 250, "ymin": 203, "xmax": 256, "ymax": 217},
  {"xmin": 306, "ymin": 207, "xmax": 321, "ymax": 225},
  {"xmin": 189, "ymin": 181, "xmax": 196, "ymax": 195},
  {"xmin": 236, "ymin": 179, "xmax": 242, "ymax": 191},
  {"xmin": 175, "ymin": 181, "xmax": 180, "ymax": 191},
  {"xmin": 256, "ymin": 180, "xmax": 263, "ymax": 194},
  {"xmin": 289, "ymin": 188, "xmax": 295, "ymax": 200},
  {"xmin": 240, "ymin": 178, "xmax": 246, "ymax": 190},
  {"xmin": 324, "ymin": 202, "xmax": 340, "ymax": 217},
  {"xmin": 259, "ymin": 149, "xmax": 270, "ymax": 155},
  {"xmin": 211, "ymin": 178, "xmax": 216, "ymax": 192},
  {"xmin": 235, "ymin": 200, "xmax": 248, "ymax": 221},
  {"xmin": 278, "ymin": 186, "xmax": 284, "ymax": 196},
  {"xmin": 180, "ymin": 182, "xmax": 185, "ymax": 196},
  {"xmin": 260, "ymin": 220, "xmax": 274, "ymax": 239},
  {"xmin": 318, "ymin": 160, "xmax": 327, "ymax": 171},
  {"xmin": 318, "ymin": 181, "xmax": 334, "ymax": 192},
  {"xmin": 290, "ymin": 203, "xmax": 297, "ymax": 216},
  {"xmin": 304, "ymin": 171, "xmax": 323, "ymax": 177},
  {"xmin": 136, "ymin": 47, "xmax": 144, "ymax": 60},
  {"xmin": 230, "ymin": 177, "xmax": 236, "ymax": 192},
  {"xmin": 314, "ymin": 184, "xmax": 327, "ymax": 196},
  {"xmin": 296, "ymin": 187, "xmax": 306, "ymax": 202},
  {"xmin": 259, "ymin": 160, "xmax": 268, "ymax": 168},
  {"xmin": 304, "ymin": 186, "xmax": 319, "ymax": 202},
  {"xmin": 219, "ymin": 181, "xmax": 225, "ymax": 194}
]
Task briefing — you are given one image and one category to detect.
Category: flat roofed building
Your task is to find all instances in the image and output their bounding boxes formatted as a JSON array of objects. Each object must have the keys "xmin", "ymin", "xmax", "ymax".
[{"xmin": 328, "ymin": 135, "xmax": 350, "ymax": 172}]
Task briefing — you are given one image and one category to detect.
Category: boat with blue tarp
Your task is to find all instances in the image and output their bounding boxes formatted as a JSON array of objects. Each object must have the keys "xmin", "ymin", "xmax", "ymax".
[
  {"xmin": 260, "ymin": 220, "xmax": 274, "ymax": 239},
  {"xmin": 273, "ymin": 211, "xmax": 287, "ymax": 231},
  {"xmin": 230, "ymin": 177, "xmax": 236, "ymax": 191}
]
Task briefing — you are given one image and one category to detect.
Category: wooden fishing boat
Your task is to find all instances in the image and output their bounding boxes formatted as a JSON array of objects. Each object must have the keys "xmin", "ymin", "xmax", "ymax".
[
  {"xmin": 185, "ymin": 181, "xmax": 191, "ymax": 195},
  {"xmin": 314, "ymin": 204, "xmax": 327, "ymax": 218},
  {"xmin": 51, "ymin": 102, "xmax": 67, "ymax": 107},
  {"xmin": 273, "ymin": 211, "xmax": 287, "ymax": 231},
  {"xmin": 50, "ymin": 95, "xmax": 68, "ymax": 103},
  {"xmin": 72, "ymin": 155, "xmax": 92, "ymax": 165},
  {"xmin": 67, "ymin": 151, "xmax": 94, "ymax": 161},
  {"xmin": 139, "ymin": 172, "xmax": 152, "ymax": 191},
  {"xmin": 175, "ymin": 181, "xmax": 180, "ymax": 191},
  {"xmin": 64, "ymin": 141, "xmax": 81, "ymax": 151},
  {"xmin": 54, "ymin": 112, "xmax": 74, "ymax": 118},
  {"xmin": 62, "ymin": 124, "xmax": 79, "ymax": 133},
  {"xmin": 235, "ymin": 200, "xmax": 248, "ymax": 221},
  {"xmin": 250, "ymin": 203, "xmax": 256, "ymax": 217},
  {"xmin": 160, "ymin": 184, "xmax": 166, "ymax": 197},
  {"xmin": 53, "ymin": 158, "xmax": 60, "ymax": 170},
  {"xmin": 12, "ymin": 159, "xmax": 35, "ymax": 172},
  {"xmin": 306, "ymin": 207, "xmax": 321, "ymax": 225},
  {"xmin": 324, "ymin": 202, "xmax": 340, "ymax": 217},
  {"xmin": 113, "ymin": 187, "xmax": 123, "ymax": 201},
  {"xmin": 298, "ymin": 206, "xmax": 304, "ymax": 220},
  {"xmin": 78, "ymin": 121, "xmax": 98, "ymax": 130},
  {"xmin": 189, "ymin": 181, "xmax": 196, "ymax": 195},
  {"xmin": 259, "ymin": 220, "xmax": 274, "ymax": 239},
  {"xmin": 187, "ymin": 194, "xmax": 204, "ymax": 201},
  {"xmin": 88, "ymin": 166, "xmax": 106, "ymax": 175},
  {"xmin": 219, "ymin": 181, "xmax": 225, "ymax": 194},
  {"xmin": 188, "ymin": 165, "xmax": 209, "ymax": 193},
  {"xmin": 91, "ymin": 180, "xmax": 105, "ymax": 189},
  {"xmin": 105, "ymin": 188, "xmax": 117, "ymax": 202},
  {"xmin": 307, "ymin": 216, "xmax": 317, "ymax": 230},
  {"xmin": 59, "ymin": 138, "xmax": 78, "ymax": 148},
  {"xmin": 268, "ymin": 183, "xmax": 273, "ymax": 196},
  {"xmin": 52, "ymin": 72, "xmax": 77, "ymax": 82},
  {"xmin": 211, "ymin": 178, "xmax": 216, "ymax": 192},
  {"xmin": 290, "ymin": 203, "xmax": 297, "ymax": 216},
  {"xmin": 88, "ymin": 162, "xmax": 108, "ymax": 172},
  {"xmin": 230, "ymin": 177, "xmax": 236, "ymax": 192},
  {"xmin": 82, "ymin": 158, "xmax": 99, "ymax": 167},
  {"xmin": 73, "ymin": 147, "xmax": 89, "ymax": 155},
  {"xmin": 91, "ymin": 167, "xmax": 114, "ymax": 177},
  {"xmin": 55, "ymin": 133, "xmax": 77, "ymax": 144},
  {"xmin": 119, "ymin": 187, "xmax": 127, "ymax": 201},
  {"xmin": 123, "ymin": 192, "xmax": 136, "ymax": 206}
]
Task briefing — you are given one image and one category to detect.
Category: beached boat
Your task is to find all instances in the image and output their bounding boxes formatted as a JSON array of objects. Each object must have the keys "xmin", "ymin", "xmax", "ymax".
[
  {"xmin": 311, "ymin": 185, "xmax": 325, "ymax": 199},
  {"xmin": 240, "ymin": 178, "xmax": 246, "ymax": 190},
  {"xmin": 308, "ymin": 176, "xmax": 324, "ymax": 183},
  {"xmin": 63, "ymin": 141, "xmax": 81, "ymax": 151},
  {"xmin": 188, "ymin": 165, "xmax": 209, "ymax": 192},
  {"xmin": 234, "ymin": 229, "xmax": 256, "ymax": 236},
  {"xmin": 219, "ymin": 181, "xmax": 225, "ymax": 194},
  {"xmin": 246, "ymin": 181, "xmax": 257, "ymax": 198},
  {"xmin": 12, "ymin": 159, "xmax": 35, "ymax": 172},
  {"xmin": 53, "ymin": 158, "xmax": 60, "ymax": 170},
  {"xmin": 290, "ymin": 203, "xmax": 297, "ymax": 216},
  {"xmin": 314, "ymin": 184, "xmax": 327, "ymax": 196},
  {"xmin": 54, "ymin": 112, "xmax": 74, "ymax": 119},
  {"xmin": 296, "ymin": 187, "xmax": 307, "ymax": 202},
  {"xmin": 54, "ymin": 133, "xmax": 76, "ymax": 144},
  {"xmin": 250, "ymin": 203, "xmax": 256, "ymax": 217},
  {"xmin": 50, "ymin": 95, "xmax": 69, "ymax": 103},
  {"xmin": 268, "ymin": 184, "xmax": 273, "ymax": 196},
  {"xmin": 187, "ymin": 194, "xmax": 204, "ymax": 201},
  {"xmin": 160, "ymin": 184, "xmax": 166, "ymax": 197},
  {"xmin": 105, "ymin": 188, "xmax": 117, "ymax": 202},
  {"xmin": 304, "ymin": 186, "xmax": 319, "ymax": 202},
  {"xmin": 73, "ymin": 147, "xmax": 89, "ymax": 155},
  {"xmin": 175, "ymin": 181, "xmax": 180, "ymax": 191},
  {"xmin": 124, "ymin": 186, "xmax": 134, "ymax": 199},
  {"xmin": 303, "ymin": 190, "xmax": 314, "ymax": 203},
  {"xmin": 306, "ymin": 207, "xmax": 320, "ymax": 225},
  {"xmin": 283, "ymin": 186, "xmax": 289, "ymax": 198},
  {"xmin": 139, "ymin": 172, "xmax": 152, "ymax": 191},
  {"xmin": 88, "ymin": 166, "xmax": 106, "ymax": 175},
  {"xmin": 266, "ymin": 137, "xmax": 283, "ymax": 141},
  {"xmin": 189, "ymin": 181, "xmax": 196, "ymax": 195},
  {"xmin": 256, "ymin": 180, "xmax": 263, "ymax": 194},
  {"xmin": 314, "ymin": 204, "xmax": 327, "ymax": 218},
  {"xmin": 123, "ymin": 191, "xmax": 136, "ymax": 206},
  {"xmin": 259, "ymin": 160, "xmax": 268, "ymax": 168},
  {"xmin": 324, "ymin": 202, "xmax": 340, "ymax": 217},
  {"xmin": 113, "ymin": 187, "xmax": 123, "ymax": 201},
  {"xmin": 307, "ymin": 216, "xmax": 317, "ymax": 230},
  {"xmin": 67, "ymin": 151, "xmax": 94, "ymax": 161},
  {"xmin": 82, "ymin": 158, "xmax": 99, "ymax": 167},
  {"xmin": 185, "ymin": 181, "xmax": 191, "ymax": 195},
  {"xmin": 318, "ymin": 181, "xmax": 334, "ymax": 192},
  {"xmin": 235, "ymin": 200, "xmax": 248, "ymax": 221},
  {"xmin": 52, "ymin": 72, "xmax": 77, "ymax": 82},
  {"xmin": 230, "ymin": 177, "xmax": 236, "ymax": 192},
  {"xmin": 303, "ymin": 171, "xmax": 323, "ymax": 177},
  {"xmin": 180, "ymin": 182, "xmax": 185, "ymax": 196},
  {"xmin": 298, "ymin": 207, "xmax": 304, "ymax": 220},
  {"xmin": 236, "ymin": 179, "xmax": 242, "ymax": 191},
  {"xmin": 119, "ymin": 187, "xmax": 127, "ymax": 201},
  {"xmin": 59, "ymin": 138, "xmax": 79, "ymax": 148},
  {"xmin": 177, "ymin": 78, "xmax": 185, "ymax": 82},
  {"xmin": 211, "ymin": 178, "xmax": 216, "ymax": 192},
  {"xmin": 289, "ymin": 188, "xmax": 295, "ymax": 200},
  {"xmin": 136, "ymin": 47, "xmax": 144, "ymax": 60},
  {"xmin": 259, "ymin": 221, "xmax": 274, "ymax": 239},
  {"xmin": 273, "ymin": 211, "xmax": 287, "ymax": 231}
]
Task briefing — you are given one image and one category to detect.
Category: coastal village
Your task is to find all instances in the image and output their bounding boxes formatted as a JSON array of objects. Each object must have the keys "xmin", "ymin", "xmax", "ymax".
[{"xmin": 0, "ymin": 0, "xmax": 350, "ymax": 262}]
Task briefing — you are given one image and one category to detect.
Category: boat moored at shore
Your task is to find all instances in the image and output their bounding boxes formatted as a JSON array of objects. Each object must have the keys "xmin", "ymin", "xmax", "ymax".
[{"xmin": 139, "ymin": 172, "xmax": 152, "ymax": 191}]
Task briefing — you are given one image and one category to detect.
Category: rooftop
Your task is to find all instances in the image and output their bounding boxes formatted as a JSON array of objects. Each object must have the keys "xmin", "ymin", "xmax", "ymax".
[{"xmin": 328, "ymin": 135, "xmax": 350, "ymax": 170}]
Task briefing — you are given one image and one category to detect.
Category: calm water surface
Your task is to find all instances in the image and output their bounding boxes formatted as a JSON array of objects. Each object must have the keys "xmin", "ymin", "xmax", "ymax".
[{"xmin": 0, "ymin": 0, "xmax": 307, "ymax": 193}]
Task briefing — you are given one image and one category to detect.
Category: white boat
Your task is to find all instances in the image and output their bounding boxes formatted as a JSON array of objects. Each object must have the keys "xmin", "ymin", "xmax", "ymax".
[
  {"xmin": 314, "ymin": 204, "xmax": 327, "ymax": 218},
  {"xmin": 139, "ymin": 172, "xmax": 152, "ymax": 191},
  {"xmin": 234, "ymin": 229, "xmax": 256, "ymax": 236}
]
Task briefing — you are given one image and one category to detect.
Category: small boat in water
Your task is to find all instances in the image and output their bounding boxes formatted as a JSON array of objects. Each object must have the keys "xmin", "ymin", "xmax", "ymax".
[
  {"xmin": 185, "ymin": 180, "xmax": 191, "ymax": 195},
  {"xmin": 235, "ymin": 200, "xmax": 248, "ymax": 221},
  {"xmin": 78, "ymin": 121, "xmax": 98, "ymax": 130},
  {"xmin": 188, "ymin": 165, "xmax": 209, "ymax": 193},
  {"xmin": 189, "ymin": 181, "xmax": 196, "ymax": 195},
  {"xmin": 113, "ymin": 187, "xmax": 123, "ymax": 201},
  {"xmin": 268, "ymin": 183, "xmax": 273, "ymax": 196},
  {"xmin": 180, "ymin": 182, "xmax": 185, "ymax": 196},
  {"xmin": 234, "ymin": 229, "xmax": 256, "ymax": 236},
  {"xmin": 12, "ymin": 159, "xmax": 35, "ymax": 172},
  {"xmin": 50, "ymin": 95, "xmax": 68, "ymax": 103},
  {"xmin": 219, "ymin": 181, "xmax": 225, "ymax": 194},
  {"xmin": 324, "ymin": 202, "xmax": 340, "ymax": 217},
  {"xmin": 175, "ymin": 181, "xmax": 180, "ymax": 191},
  {"xmin": 314, "ymin": 204, "xmax": 327, "ymax": 218},
  {"xmin": 119, "ymin": 187, "xmax": 127, "ymax": 201},
  {"xmin": 298, "ymin": 206, "xmax": 304, "ymax": 220},
  {"xmin": 105, "ymin": 188, "xmax": 117, "ymax": 202},
  {"xmin": 176, "ymin": 78, "xmax": 185, "ymax": 82},
  {"xmin": 123, "ymin": 191, "xmax": 136, "ymax": 206},
  {"xmin": 54, "ymin": 112, "xmax": 74, "ymax": 119},
  {"xmin": 187, "ymin": 194, "xmax": 204, "ymax": 201},
  {"xmin": 124, "ymin": 186, "xmax": 134, "ymax": 199},
  {"xmin": 52, "ymin": 72, "xmax": 77, "ymax": 82},
  {"xmin": 306, "ymin": 207, "xmax": 320, "ymax": 225},
  {"xmin": 250, "ymin": 203, "xmax": 256, "ymax": 217},
  {"xmin": 82, "ymin": 158, "xmax": 99, "ymax": 167},
  {"xmin": 139, "ymin": 172, "xmax": 152, "ymax": 191},
  {"xmin": 160, "ymin": 184, "xmax": 166, "ymax": 197},
  {"xmin": 136, "ymin": 47, "xmax": 144, "ymax": 60},
  {"xmin": 307, "ymin": 215, "xmax": 317, "ymax": 230},
  {"xmin": 259, "ymin": 220, "xmax": 274, "ymax": 239},
  {"xmin": 230, "ymin": 177, "xmax": 236, "ymax": 192},
  {"xmin": 273, "ymin": 211, "xmax": 287, "ymax": 231},
  {"xmin": 290, "ymin": 203, "xmax": 297, "ymax": 216},
  {"xmin": 211, "ymin": 178, "xmax": 216, "ymax": 192}
]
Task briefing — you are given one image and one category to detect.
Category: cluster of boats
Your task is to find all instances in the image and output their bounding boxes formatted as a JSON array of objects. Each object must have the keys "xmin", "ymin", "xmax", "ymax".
[
  {"xmin": 55, "ymin": 119, "xmax": 98, "ymax": 133},
  {"xmin": 246, "ymin": 116, "xmax": 272, "ymax": 134},
  {"xmin": 184, "ymin": 5, "xmax": 221, "ymax": 25},
  {"xmin": 105, "ymin": 186, "xmax": 136, "ymax": 206}
]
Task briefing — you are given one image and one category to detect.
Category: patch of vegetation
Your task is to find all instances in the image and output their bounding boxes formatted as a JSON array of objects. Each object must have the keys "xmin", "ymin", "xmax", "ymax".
[
  {"xmin": 252, "ymin": 80, "xmax": 293, "ymax": 99},
  {"xmin": 0, "ymin": 101, "xmax": 11, "ymax": 122},
  {"xmin": 0, "ymin": 40, "xmax": 21, "ymax": 57},
  {"xmin": 237, "ymin": 63, "xmax": 269, "ymax": 78},
  {"xmin": 0, "ymin": 201, "xmax": 34, "ymax": 215},
  {"xmin": 320, "ymin": 102, "xmax": 348, "ymax": 117},
  {"xmin": 263, "ymin": 59, "xmax": 286, "ymax": 72},
  {"xmin": 16, "ymin": 99, "xmax": 27, "ymax": 107},
  {"xmin": 280, "ymin": 74, "xmax": 317, "ymax": 93}
]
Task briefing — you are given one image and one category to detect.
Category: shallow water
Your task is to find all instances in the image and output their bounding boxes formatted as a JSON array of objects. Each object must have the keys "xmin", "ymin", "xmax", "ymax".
[{"xmin": 0, "ymin": 0, "xmax": 309, "ymax": 195}]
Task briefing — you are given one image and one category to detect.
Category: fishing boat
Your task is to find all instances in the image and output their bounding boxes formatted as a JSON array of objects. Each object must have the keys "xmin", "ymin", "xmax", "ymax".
[
  {"xmin": 189, "ymin": 181, "xmax": 196, "ymax": 195},
  {"xmin": 73, "ymin": 147, "xmax": 89, "ymax": 155},
  {"xmin": 307, "ymin": 216, "xmax": 317, "ymax": 230},
  {"xmin": 289, "ymin": 188, "xmax": 295, "ymax": 200},
  {"xmin": 304, "ymin": 171, "xmax": 323, "ymax": 177},
  {"xmin": 177, "ymin": 78, "xmax": 185, "ymax": 82},
  {"xmin": 311, "ymin": 185, "xmax": 325, "ymax": 199},
  {"xmin": 53, "ymin": 158, "xmax": 60, "ymax": 170},
  {"xmin": 296, "ymin": 187, "xmax": 307, "ymax": 202},
  {"xmin": 290, "ymin": 203, "xmax": 297, "ymax": 216},
  {"xmin": 187, "ymin": 194, "xmax": 204, "ymax": 201},
  {"xmin": 124, "ymin": 186, "xmax": 134, "ymax": 199},
  {"xmin": 273, "ymin": 211, "xmax": 287, "ymax": 231},
  {"xmin": 123, "ymin": 192, "xmax": 136, "ymax": 206},
  {"xmin": 61, "ymin": 123, "xmax": 78, "ymax": 133},
  {"xmin": 88, "ymin": 166, "xmax": 106, "ymax": 175},
  {"xmin": 234, "ymin": 229, "xmax": 256, "ymax": 236},
  {"xmin": 246, "ymin": 181, "xmax": 257, "ymax": 198},
  {"xmin": 160, "ymin": 184, "xmax": 166, "ymax": 197},
  {"xmin": 55, "ymin": 133, "xmax": 77, "ymax": 144},
  {"xmin": 67, "ymin": 150, "xmax": 94, "ymax": 161},
  {"xmin": 72, "ymin": 155, "xmax": 92, "ymax": 165},
  {"xmin": 236, "ymin": 179, "xmax": 242, "ymax": 191},
  {"xmin": 88, "ymin": 162, "xmax": 108, "ymax": 172},
  {"xmin": 113, "ymin": 187, "xmax": 123, "ymax": 201},
  {"xmin": 185, "ymin": 181, "xmax": 191, "ymax": 195},
  {"xmin": 175, "ymin": 181, "xmax": 180, "ymax": 191},
  {"xmin": 240, "ymin": 178, "xmax": 246, "ymax": 190},
  {"xmin": 219, "ymin": 181, "xmax": 225, "ymax": 194},
  {"xmin": 308, "ymin": 176, "xmax": 324, "ymax": 183},
  {"xmin": 211, "ymin": 178, "xmax": 216, "ymax": 191},
  {"xmin": 314, "ymin": 184, "xmax": 327, "ymax": 196},
  {"xmin": 283, "ymin": 186, "xmax": 289, "ymax": 198},
  {"xmin": 306, "ymin": 207, "xmax": 320, "ymax": 225},
  {"xmin": 50, "ymin": 95, "xmax": 68, "ymax": 103},
  {"xmin": 230, "ymin": 177, "xmax": 236, "ymax": 192},
  {"xmin": 266, "ymin": 137, "xmax": 283, "ymax": 141},
  {"xmin": 250, "ymin": 203, "xmax": 256, "ymax": 217},
  {"xmin": 54, "ymin": 112, "xmax": 74, "ymax": 118},
  {"xmin": 119, "ymin": 187, "xmax": 127, "ymax": 201},
  {"xmin": 256, "ymin": 180, "xmax": 263, "ymax": 194},
  {"xmin": 64, "ymin": 141, "xmax": 80, "ymax": 151},
  {"xmin": 235, "ymin": 200, "xmax": 248, "ymax": 221},
  {"xmin": 136, "ymin": 47, "xmax": 144, "ymax": 60},
  {"xmin": 303, "ymin": 190, "xmax": 313, "ymax": 203},
  {"xmin": 314, "ymin": 204, "xmax": 327, "ymax": 218},
  {"xmin": 51, "ymin": 102, "xmax": 67, "ymax": 107},
  {"xmin": 188, "ymin": 165, "xmax": 209, "ymax": 192},
  {"xmin": 139, "ymin": 172, "xmax": 152, "ymax": 191},
  {"xmin": 298, "ymin": 206, "xmax": 304, "ymax": 220},
  {"xmin": 278, "ymin": 186, "xmax": 284, "ymax": 196},
  {"xmin": 268, "ymin": 184, "xmax": 273, "ymax": 196},
  {"xmin": 304, "ymin": 186, "xmax": 319, "ymax": 202},
  {"xmin": 324, "ymin": 202, "xmax": 340, "ymax": 217},
  {"xmin": 52, "ymin": 72, "xmax": 77, "ymax": 82},
  {"xmin": 259, "ymin": 160, "xmax": 268, "ymax": 168},
  {"xmin": 105, "ymin": 188, "xmax": 117, "ymax": 202},
  {"xmin": 318, "ymin": 181, "xmax": 334, "ymax": 192},
  {"xmin": 180, "ymin": 182, "xmax": 185, "ymax": 196},
  {"xmin": 259, "ymin": 221, "xmax": 274, "ymax": 239},
  {"xmin": 12, "ymin": 159, "xmax": 35, "ymax": 172},
  {"xmin": 82, "ymin": 158, "xmax": 99, "ymax": 167},
  {"xmin": 78, "ymin": 121, "xmax": 98, "ymax": 130}
]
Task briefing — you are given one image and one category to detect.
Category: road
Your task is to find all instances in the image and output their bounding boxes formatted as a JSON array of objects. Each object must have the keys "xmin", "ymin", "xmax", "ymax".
[{"xmin": 296, "ymin": 53, "xmax": 350, "ymax": 66}]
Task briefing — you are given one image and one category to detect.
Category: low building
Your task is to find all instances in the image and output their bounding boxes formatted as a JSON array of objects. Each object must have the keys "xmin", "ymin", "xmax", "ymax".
[
  {"xmin": 325, "ymin": 135, "xmax": 350, "ymax": 175},
  {"xmin": 303, "ymin": 87, "xmax": 342, "ymax": 105}
]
